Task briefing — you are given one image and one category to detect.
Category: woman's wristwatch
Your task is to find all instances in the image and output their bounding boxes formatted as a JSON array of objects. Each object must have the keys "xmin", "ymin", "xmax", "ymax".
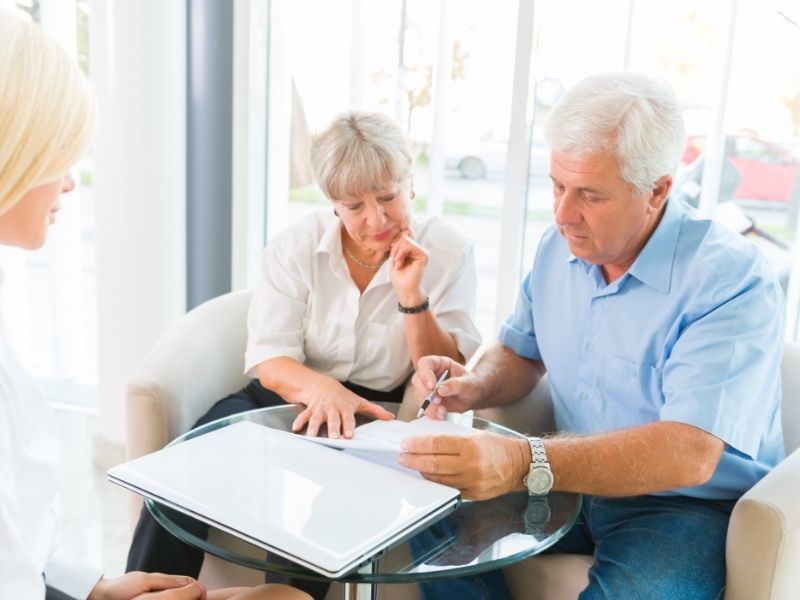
[{"xmin": 523, "ymin": 436, "xmax": 554, "ymax": 496}]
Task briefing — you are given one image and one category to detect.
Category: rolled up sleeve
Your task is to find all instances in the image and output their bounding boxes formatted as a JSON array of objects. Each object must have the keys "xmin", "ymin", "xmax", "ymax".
[
  {"xmin": 498, "ymin": 271, "xmax": 541, "ymax": 360},
  {"xmin": 244, "ymin": 242, "xmax": 310, "ymax": 377}
]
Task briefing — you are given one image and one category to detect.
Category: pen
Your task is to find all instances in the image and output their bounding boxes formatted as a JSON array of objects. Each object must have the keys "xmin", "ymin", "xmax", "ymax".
[{"xmin": 417, "ymin": 369, "xmax": 449, "ymax": 417}]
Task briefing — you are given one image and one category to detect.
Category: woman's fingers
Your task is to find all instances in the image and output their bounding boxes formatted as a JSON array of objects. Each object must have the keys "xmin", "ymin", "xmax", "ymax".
[
  {"xmin": 340, "ymin": 409, "xmax": 358, "ymax": 439},
  {"xmin": 357, "ymin": 400, "xmax": 395, "ymax": 421},
  {"xmin": 325, "ymin": 408, "xmax": 342, "ymax": 439},
  {"xmin": 305, "ymin": 410, "xmax": 326, "ymax": 437},
  {"xmin": 291, "ymin": 407, "xmax": 311, "ymax": 432}
]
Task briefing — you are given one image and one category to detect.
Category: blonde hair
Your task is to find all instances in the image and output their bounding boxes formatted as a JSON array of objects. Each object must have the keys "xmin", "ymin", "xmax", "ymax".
[
  {"xmin": 310, "ymin": 111, "xmax": 413, "ymax": 200},
  {"xmin": 0, "ymin": 11, "xmax": 96, "ymax": 215}
]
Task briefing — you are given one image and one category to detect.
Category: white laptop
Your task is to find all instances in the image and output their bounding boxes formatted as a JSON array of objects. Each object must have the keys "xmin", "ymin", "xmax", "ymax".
[{"xmin": 108, "ymin": 420, "xmax": 461, "ymax": 578}]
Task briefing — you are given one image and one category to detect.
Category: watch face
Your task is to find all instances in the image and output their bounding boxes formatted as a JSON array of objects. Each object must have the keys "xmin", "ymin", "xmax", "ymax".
[
  {"xmin": 529, "ymin": 467, "xmax": 554, "ymax": 495},
  {"xmin": 524, "ymin": 497, "xmax": 552, "ymax": 533}
]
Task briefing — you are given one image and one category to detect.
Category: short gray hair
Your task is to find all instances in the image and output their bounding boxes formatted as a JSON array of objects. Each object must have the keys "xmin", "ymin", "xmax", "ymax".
[
  {"xmin": 310, "ymin": 111, "xmax": 414, "ymax": 200},
  {"xmin": 544, "ymin": 72, "xmax": 685, "ymax": 197}
]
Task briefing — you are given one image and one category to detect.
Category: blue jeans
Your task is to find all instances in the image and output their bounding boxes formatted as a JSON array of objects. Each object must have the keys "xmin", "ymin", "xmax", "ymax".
[
  {"xmin": 544, "ymin": 494, "xmax": 736, "ymax": 600},
  {"xmin": 416, "ymin": 494, "xmax": 733, "ymax": 600}
]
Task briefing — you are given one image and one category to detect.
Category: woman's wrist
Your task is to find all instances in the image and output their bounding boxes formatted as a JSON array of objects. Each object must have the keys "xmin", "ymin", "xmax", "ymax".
[{"xmin": 396, "ymin": 288, "xmax": 427, "ymax": 309}]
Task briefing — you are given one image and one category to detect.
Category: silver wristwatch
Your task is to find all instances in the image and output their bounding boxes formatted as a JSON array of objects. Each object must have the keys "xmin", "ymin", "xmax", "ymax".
[{"xmin": 523, "ymin": 437, "xmax": 554, "ymax": 496}]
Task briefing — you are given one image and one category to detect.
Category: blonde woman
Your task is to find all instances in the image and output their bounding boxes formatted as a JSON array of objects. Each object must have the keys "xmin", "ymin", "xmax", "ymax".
[{"xmin": 0, "ymin": 11, "xmax": 309, "ymax": 600}]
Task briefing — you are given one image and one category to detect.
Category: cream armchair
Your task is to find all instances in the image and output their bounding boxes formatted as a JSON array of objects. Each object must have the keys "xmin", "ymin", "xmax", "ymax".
[{"xmin": 126, "ymin": 289, "xmax": 800, "ymax": 599}]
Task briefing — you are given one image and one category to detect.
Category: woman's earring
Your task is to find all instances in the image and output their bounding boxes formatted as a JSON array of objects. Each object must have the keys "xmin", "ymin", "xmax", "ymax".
[
  {"xmin": 333, "ymin": 208, "xmax": 339, "ymax": 217},
  {"xmin": 410, "ymin": 191, "xmax": 416, "ymax": 200}
]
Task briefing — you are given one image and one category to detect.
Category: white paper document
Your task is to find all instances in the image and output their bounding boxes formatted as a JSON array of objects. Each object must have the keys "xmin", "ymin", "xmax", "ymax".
[
  {"xmin": 303, "ymin": 416, "xmax": 476, "ymax": 449},
  {"xmin": 301, "ymin": 417, "xmax": 478, "ymax": 475}
]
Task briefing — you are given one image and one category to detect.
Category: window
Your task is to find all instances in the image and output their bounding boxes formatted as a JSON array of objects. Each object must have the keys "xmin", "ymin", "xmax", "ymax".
[{"xmin": 236, "ymin": 1, "xmax": 800, "ymax": 341}]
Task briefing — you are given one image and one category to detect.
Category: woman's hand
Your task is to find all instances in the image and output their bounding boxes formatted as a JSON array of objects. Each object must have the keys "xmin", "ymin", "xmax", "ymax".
[
  {"xmin": 292, "ymin": 377, "xmax": 394, "ymax": 438},
  {"xmin": 89, "ymin": 573, "xmax": 206, "ymax": 600},
  {"xmin": 388, "ymin": 225, "xmax": 429, "ymax": 308}
]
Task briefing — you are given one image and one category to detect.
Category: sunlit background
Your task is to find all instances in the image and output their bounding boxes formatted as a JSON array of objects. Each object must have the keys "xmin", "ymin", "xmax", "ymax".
[{"xmin": 2, "ymin": 0, "xmax": 799, "ymax": 432}]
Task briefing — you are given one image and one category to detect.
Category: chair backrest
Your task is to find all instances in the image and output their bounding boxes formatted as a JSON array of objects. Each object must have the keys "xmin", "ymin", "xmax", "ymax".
[
  {"xmin": 126, "ymin": 288, "xmax": 253, "ymax": 458},
  {"xmin": 780, "ymin": 341, "xmax": 800, "ymax": 453}
]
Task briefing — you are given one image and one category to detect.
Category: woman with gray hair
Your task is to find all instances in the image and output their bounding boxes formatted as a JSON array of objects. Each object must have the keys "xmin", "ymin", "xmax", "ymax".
[
  {"xmin": 0, "ymin": 10, "xmax": 310, "ymax": 600},
  {"xmin": 127, "ymin": 111, "xmax": 481, "ymax": 598}
]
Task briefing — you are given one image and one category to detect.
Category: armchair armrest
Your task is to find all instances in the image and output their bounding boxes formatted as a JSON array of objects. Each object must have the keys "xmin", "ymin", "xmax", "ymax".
[{"xmin": 725, "ymin": 447, "xmax": 800, "ymax": 600}]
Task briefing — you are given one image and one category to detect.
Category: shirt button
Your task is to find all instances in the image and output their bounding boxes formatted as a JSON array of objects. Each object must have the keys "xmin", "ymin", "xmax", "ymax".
[
  {"xmin": 585, "ymin": 342, "xmax": 593, "ymax": 352},
  {"xmin": 579, "ymin": 392, "xmax": 588, "ymax": 401}
]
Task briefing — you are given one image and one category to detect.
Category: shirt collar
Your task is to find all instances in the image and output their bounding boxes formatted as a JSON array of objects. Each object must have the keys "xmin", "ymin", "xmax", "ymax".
[
  {"xmin": 626, "ymin": 197, "xmax": 682, "ymax": 294},
  {"xmin": 565, "ymin": 197, "xmax": 683, "ymax": 293},
  {"xmin": 315, "ymin": 214, "xmax": 344, "ymax": 257}
]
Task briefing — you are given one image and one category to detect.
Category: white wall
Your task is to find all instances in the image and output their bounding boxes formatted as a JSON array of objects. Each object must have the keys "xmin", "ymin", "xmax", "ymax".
[{"xmin": 90, "ymin": 0, "xmax": 187, "ymax": 467}]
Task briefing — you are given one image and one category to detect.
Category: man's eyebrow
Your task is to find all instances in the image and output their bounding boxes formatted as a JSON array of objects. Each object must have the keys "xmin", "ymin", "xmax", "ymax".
[
  {"xmin": 578, "ymin": 186, "xmax": 605, "ymax": 195},
  {"xmin": 548, "ymin": 176, "xmax": 604, "ymax": 195}
]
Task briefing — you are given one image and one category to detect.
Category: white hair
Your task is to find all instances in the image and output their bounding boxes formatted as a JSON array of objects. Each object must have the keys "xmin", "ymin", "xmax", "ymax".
[
  {"xmin": 310, "ymin": 111, "xmax": 414, "ymax": 200},
  {"xmin": 0, "ymin": 10, "xmax": 96, "ymax": 215},
  {"xmin": 544, "ymin": 72, "xmax": 686, "ymax": 197}
]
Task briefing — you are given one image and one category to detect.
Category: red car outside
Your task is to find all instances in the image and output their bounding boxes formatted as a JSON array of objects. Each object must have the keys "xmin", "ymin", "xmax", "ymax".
[{"xmin": 681, "ymin": 134, "xmax": 800, "ymax": 203}]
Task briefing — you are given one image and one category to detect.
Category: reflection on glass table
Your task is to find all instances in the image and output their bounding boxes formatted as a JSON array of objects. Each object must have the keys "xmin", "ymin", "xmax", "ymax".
[{"xmin": 145, "ymin": 402, "xmax": 582, "ymax": 584}]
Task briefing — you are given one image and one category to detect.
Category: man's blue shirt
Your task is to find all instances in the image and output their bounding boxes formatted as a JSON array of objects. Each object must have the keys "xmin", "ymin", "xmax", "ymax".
[{"xmin": 498, "ymin": 197, "xmax": 785, "ymax": 499}]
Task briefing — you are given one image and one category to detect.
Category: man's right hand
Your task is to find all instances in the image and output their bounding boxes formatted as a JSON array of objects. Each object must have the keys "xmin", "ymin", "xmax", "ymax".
[{"xmin": 412, "ymin": 355, "xmax": 482, "ymax": 418}]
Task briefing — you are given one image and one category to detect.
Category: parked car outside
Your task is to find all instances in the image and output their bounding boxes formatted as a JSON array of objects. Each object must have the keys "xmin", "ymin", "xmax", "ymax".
[
  {"xmin": 681, "ymin": 134, "xmax": 800, "ymax": 204},
  {"xmin": 445, "ymin": 128, "xmax": 549, "ymax": 180}
]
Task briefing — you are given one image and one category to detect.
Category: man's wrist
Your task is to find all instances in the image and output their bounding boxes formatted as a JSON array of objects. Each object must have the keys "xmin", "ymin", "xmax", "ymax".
[{"xmin": 513, "ymin": 437, "xmax": 532, "ymax": 492}]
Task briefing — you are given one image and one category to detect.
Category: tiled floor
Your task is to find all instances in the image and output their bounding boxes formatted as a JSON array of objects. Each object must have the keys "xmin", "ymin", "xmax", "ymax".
[{"xmin": 55, "ymin": 408, "xmax": 131, "ymax": 577}]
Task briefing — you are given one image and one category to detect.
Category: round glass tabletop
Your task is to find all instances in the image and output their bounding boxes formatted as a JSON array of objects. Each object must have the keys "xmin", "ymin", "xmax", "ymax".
[{"xmin": 146, "ymin": 402, "xmax": 581, "ymax": 583}]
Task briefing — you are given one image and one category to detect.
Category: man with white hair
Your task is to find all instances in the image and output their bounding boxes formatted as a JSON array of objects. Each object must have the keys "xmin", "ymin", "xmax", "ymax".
[{"xmin": 401, "ymin": 72, "xmax": 785, "ymax": 598}]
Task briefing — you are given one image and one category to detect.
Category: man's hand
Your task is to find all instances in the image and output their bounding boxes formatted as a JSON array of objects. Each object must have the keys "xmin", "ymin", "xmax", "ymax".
[
  {"xmin": 89, "ymin": 573, "xmax": 206, "ymax": 600},
  {"xmin": 412, "ymin": 355, "xmax": 482, "ymax": 418},
  {"xmin": 398, "ymin": 432, "xmax": 530, "ymax": 500},
  {"xmin": 292, "ymin": 378, "xmax": 394, "ymax": 438}
]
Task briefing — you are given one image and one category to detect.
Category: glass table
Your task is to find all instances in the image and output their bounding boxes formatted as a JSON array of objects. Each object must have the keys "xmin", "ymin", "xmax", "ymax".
[{"xmin": 145, "ymin": 402, "xmax": 581, "ymax": 599}]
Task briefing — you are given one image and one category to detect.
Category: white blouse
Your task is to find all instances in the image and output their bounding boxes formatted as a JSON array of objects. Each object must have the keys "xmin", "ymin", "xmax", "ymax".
[
  {"xmin": 0, "ymin": 271, "xmax": 101, "ymax": 599},
  {"xmin": 245, "ymin": 213, "xmax": 481, "ymax": 389}
]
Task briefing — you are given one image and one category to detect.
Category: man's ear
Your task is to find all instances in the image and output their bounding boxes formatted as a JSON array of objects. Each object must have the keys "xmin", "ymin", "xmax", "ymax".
[{"xmin": 648, "ymin": 175, "xmax": 672, "ymax": 213}]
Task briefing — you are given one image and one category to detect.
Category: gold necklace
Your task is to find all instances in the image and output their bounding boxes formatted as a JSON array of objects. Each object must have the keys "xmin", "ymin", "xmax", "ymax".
[{"xmin": 344, "ymin": 246, "xmax": 386, "ymax": 270}]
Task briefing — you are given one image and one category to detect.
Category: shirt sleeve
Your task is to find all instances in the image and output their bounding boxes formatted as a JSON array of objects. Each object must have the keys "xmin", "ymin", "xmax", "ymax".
[
  {"xmin": 244, "ymin": 237, "xmax": 311, "ymax": 377},
  {"xmin": 659, "ymin": 262, "xmax": 785, "ymax": 458},
  {"xmin": 497, "ymin": 269, "xmax": 541, "ymax": 360},
  {"xmin": 430, "ymin": 242, "xmax": 481, "ymax": 362},
  {"xmin": 0, "ymin": 380, "xmax": 46, "ymax": 600},
  {"xmin": 44, "ymin": 548, "xmax": 103, "ymax": 600}
]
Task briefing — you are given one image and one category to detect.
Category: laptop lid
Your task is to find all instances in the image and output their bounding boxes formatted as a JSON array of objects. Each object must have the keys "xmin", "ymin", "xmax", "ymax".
[{"xmin": 108, "ymin": 421, "xmax": 460, "ymax": 578}]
